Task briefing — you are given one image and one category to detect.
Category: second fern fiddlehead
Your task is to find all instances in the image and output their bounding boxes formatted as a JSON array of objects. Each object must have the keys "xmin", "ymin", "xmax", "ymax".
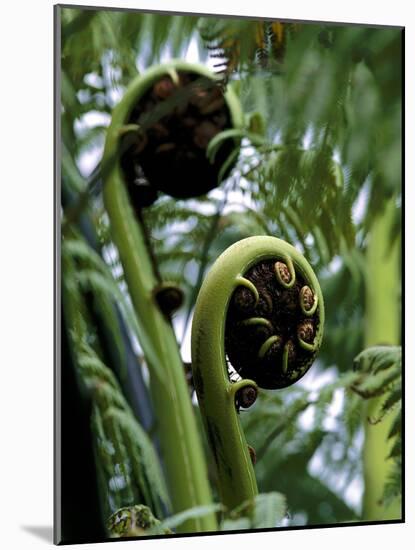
[
  {"xmin": 191, "ymin": 236, "xmax": 324, "ymax": 512},
  {"xmin": 102, "ymin": 61, "xmax": 242, "ymax": 532}
]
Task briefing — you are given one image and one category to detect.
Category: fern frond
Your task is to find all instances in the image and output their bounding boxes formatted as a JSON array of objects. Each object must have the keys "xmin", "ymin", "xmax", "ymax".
[
  {"xmin": 349, "ymin": 346, "xmax": 402, "ymax": 505},
  {"xmin": 76, "ymin": 335, "xmax": 170, "ymax": 519}
]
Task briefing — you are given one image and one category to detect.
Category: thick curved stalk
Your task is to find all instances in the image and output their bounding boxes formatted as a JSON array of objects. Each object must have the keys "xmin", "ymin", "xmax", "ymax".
[
  {"xmin": 101, "ymin": 61, "xmax": 243, "ymax": 533},
  {"xmin": 191, "ymin": 236, "xmax": 324, "ymax": 511}
]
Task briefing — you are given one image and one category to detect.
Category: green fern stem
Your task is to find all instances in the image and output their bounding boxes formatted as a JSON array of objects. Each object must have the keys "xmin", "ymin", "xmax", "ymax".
[
  {"xmin": 362, "ymin": 197, "xmax": 401, "ymax": 520},
  {"xmin": 102, "ymin": 60, "xmax": 244, "ymax": 533},
  {"xmin": 191, "ymin": 236, "xmax": 324, "ymax": 511}
]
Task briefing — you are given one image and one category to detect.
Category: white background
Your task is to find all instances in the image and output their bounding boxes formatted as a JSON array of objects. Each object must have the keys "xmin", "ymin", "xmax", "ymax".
[{"xmin": 0, "ymin": 0, "xmax": 412, "ymax": 548}]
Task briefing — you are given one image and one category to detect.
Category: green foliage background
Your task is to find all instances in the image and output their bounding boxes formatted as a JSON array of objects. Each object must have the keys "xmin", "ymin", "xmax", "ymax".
[{"xmin": 59, "ymin": 6, "xmax": 402, "ymax": 542}]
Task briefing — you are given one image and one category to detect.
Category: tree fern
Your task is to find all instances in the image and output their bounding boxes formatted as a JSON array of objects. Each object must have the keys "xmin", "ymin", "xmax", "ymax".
[{"xmin": 59, "ymin": 7, "xmax": 402, "ymax": 536}]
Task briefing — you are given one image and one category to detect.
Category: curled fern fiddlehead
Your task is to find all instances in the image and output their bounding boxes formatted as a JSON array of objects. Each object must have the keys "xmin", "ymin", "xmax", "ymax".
[
  {"xmin": 102, "ymin": 61, "xmax": 246, "ymax": 532},
  {"xmin": 116, "ymin": 61, "xmax": 243, "ymax": 206},
  {"xmin": 191, "ymin": 236, "xmax": 324, "ymax": 511},
  {"xmin": 226, "ymin": 251, "xmax": 323, "ymax": 390}
]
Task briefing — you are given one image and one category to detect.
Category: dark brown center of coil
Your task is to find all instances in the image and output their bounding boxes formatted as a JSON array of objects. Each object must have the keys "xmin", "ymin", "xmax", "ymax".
[
  {"xmin": 120, "ymin": 71, "xmax": 235, "ymax": 206},
  {"xmin": 236, "ymin": 385, "xmax": 258, "ymax": 409},
  {"xmin": 225, "ymin": 259, "xmax": 320, "ymax": 390}
]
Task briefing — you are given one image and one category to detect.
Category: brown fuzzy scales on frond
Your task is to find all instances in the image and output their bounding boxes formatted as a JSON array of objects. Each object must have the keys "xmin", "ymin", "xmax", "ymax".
[
  {"xmin": 120, "ymin": 71, "xmax": 235, "ymax": 207},
  {"xmin": 225, "ymin": 259, "xmax": 320, "ymax": 389}
]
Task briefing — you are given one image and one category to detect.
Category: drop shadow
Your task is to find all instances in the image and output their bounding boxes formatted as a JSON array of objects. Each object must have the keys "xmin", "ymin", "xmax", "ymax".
[{"xmin": 21, "ymin": 525, "xmax": 53, "ymax": 543}]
